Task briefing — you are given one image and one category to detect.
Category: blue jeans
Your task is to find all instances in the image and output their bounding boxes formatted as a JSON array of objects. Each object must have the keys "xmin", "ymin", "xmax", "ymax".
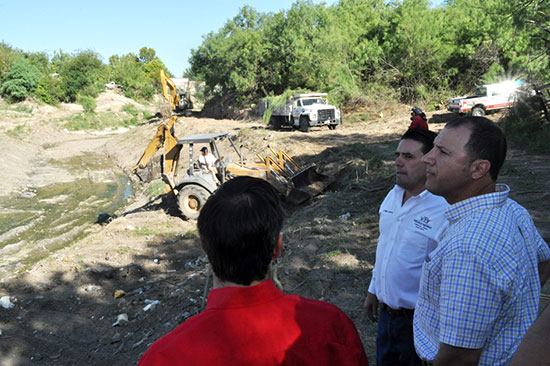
[{"xmin": 376, "ymin": 306, "xmax": 421, "ymax": 366}]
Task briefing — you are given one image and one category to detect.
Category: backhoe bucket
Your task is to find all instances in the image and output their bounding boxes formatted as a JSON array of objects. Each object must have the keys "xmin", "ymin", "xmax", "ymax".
[{"xmin": 285, "ymin": 164, "xmax": 331, "ymax": 204}]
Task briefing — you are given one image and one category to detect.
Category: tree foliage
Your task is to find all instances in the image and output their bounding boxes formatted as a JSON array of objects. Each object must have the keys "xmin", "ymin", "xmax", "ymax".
[
  {"xmin": 1, "ymin": 57, "xmax": 41, "ymax": 101},
  {"xmin": 2, "ymin": 0, "xmax": 550, "ymax": 110},
  {"xmin": 189, "ymin": 0, "xmax": 550, "ymax": 107}
]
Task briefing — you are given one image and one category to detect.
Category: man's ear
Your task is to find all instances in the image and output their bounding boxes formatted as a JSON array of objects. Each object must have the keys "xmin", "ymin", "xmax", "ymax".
[
  {"xmin": 470, "ymin": 159, "xmax": 491, "ymax": 180},
  {"xmin": 272, "ymin": 234, "xmax": 282, "ymax": 260}
]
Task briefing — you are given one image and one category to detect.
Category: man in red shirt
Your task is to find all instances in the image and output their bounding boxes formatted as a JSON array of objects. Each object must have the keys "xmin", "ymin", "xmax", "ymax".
[
  {"xmin": 409, "ymin": 107, "xmax": 429, "ymax": 130},
  {"xmin": 139, "ymin": 176, "xmax": 369, "ymax": 366}
]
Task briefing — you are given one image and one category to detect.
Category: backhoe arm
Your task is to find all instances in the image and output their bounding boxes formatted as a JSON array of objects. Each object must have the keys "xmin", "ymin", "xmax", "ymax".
[{"xmin": 131, "ymin": 116, "xmax": 178, "ymax": 179}]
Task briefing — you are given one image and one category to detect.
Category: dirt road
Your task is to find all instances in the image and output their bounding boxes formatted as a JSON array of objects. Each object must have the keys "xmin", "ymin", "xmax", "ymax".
[{"xmin": 0, "ymin": 93, "xmax": 548, "ymax": 365}]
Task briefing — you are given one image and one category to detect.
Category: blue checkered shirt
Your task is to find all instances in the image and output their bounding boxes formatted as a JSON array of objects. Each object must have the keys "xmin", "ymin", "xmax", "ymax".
[{"xmin": 414, "ymin": 184, "xmax": 550, "ymax": 365}]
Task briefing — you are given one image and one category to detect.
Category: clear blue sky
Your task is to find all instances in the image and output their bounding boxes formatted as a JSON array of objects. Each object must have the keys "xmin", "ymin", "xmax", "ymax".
[{"xmin": 0, "ymin": 0, "xmax": 444, "ymax": 77}]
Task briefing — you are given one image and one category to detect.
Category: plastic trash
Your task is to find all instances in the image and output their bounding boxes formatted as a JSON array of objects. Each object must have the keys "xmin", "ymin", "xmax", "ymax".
[
  {"xmin": 112, "ymin": 313, "xmax": 128, "ymax": 327},
  {"xmin": 114, "ymin": 290, "xmax": 126, "ymax": 298},
  {"xmin": 0, "ymin": 296, "xmax": 14, "ymax": 309},
  {"xmin": 85, "ymin": 285, "xmax": 102, "ymax": 292},
  {"xmin": 143, "ymin": 299, "xmax": 160, "ymax": 312}
]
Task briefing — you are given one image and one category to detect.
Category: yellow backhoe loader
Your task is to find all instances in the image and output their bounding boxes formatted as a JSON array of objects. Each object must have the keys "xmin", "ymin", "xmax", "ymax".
[
  {"xmin": 132, "ymin": 126, "xmax": 332, "ymax": 219},
  {"xmin": 160, "ymin": 70, "xmax": 193, "ymax": 118}
]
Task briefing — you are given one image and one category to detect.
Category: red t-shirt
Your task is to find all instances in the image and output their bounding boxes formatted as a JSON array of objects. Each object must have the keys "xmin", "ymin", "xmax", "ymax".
[
  {"xmin": 409, "ymin": 116, "xmax": 429, "ymax": 130},
  {"xmin": 139, "ymin": 279, "xmax": 369, "ymax": 366}
]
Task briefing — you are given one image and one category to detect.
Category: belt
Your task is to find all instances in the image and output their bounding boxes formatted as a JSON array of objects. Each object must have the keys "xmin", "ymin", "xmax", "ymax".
[
  {"xmin": 380, "ymin": 302, "xmax": 414, "ymax": 317},
  {"xmin": 421, "ymin": 360, "xmax": 434, "ymax": 366}
]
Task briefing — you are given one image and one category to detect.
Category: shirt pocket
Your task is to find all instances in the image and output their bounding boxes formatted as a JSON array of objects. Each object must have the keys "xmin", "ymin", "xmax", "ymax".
[{"xmin": 396, "ymin": 224, "xmax": 430, "ymax": 265}]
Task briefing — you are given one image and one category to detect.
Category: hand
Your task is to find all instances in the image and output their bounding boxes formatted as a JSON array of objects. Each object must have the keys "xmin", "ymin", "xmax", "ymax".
[{"xmin": 363, "ymin": 292, "xmax": 379, "ymax": 322}]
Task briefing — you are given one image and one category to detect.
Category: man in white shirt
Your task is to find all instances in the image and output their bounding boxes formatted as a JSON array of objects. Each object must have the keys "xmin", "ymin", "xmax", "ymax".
[
  {"xmin": 198, "ymin": 146, "xmax": 219, "ymax": 183},
  {"xmin": 198, "ymin": 147, "xmax": 217, "ymax": 170},
  {"xmin": 363, "ymin": 128, "xmax": 448, "ymax": 366}
]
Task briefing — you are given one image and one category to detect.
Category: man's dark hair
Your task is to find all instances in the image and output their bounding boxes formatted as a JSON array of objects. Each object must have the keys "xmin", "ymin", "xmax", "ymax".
[
  {"xmin": 197, "ymin": 176, "xmax": 284, "ymax": 286},
  {"xmin": 446, "ymin": 116, "xmax": 507, "ymax": 181},
  {"xmin": 401, "ymin": 127, "xmax": 437, "ymax": 154}
]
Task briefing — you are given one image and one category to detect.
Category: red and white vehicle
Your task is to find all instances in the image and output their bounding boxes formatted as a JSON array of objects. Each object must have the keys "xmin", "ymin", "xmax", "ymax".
[{"xmin": 447, "ymin": 81, "xmax": 522, "ymax": 116}]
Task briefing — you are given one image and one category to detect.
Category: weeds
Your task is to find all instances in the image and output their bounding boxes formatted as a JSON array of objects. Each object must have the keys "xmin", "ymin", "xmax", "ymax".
[
  {"xmin": 0, "ymin": 103, "xmax": 33, "ymax": 115},
  {"xmin": 121, "ymin": 104, "xmax": 140, "ymax": 116},
  {"xmin": 6, "ymin": 123, "xmax": 29, "ymax": 139},
  {"xmin": 63, "ymin": 111, "xmax": 143, "ymax": 131},
  {"xmin": 147, "ymin": 181, "xmax": 167, "ymax": 198}
]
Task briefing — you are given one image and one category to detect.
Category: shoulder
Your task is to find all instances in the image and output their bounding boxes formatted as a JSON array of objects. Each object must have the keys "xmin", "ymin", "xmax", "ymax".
[
  {"xmin": 140, "ymin": 313, "xmax": 207, "ymax": 362},
  {"xmin": 380, "ymin": 185, "xmax": 399, "ymax": 207},
  {"xmin": 291, "ymin": 295, "xmax": 354, "ymax": 323}
]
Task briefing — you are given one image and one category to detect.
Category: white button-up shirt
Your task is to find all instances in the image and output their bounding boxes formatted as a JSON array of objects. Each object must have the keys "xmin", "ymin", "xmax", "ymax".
[{"xmin": 368, "ymin": 185, "xmax": 448, "ymax": 309}]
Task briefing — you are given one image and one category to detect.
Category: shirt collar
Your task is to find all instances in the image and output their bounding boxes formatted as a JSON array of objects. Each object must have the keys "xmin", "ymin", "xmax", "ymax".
[
  {"xmin": 394, "ymin": 184, "xmax": 431, "ymax": 201},
  {"xmin": 206, "ymin": 279, "xmax": 285, "ymax": 309},
  {"xmin": 445, "ymin": 183, "xmax": 510, "ymax": 223}
]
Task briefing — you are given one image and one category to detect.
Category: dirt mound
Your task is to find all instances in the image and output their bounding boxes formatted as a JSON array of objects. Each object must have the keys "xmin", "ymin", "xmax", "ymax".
[{"xmin": 95, "ymin": 90, "xmax": 144, "ymax": 112}]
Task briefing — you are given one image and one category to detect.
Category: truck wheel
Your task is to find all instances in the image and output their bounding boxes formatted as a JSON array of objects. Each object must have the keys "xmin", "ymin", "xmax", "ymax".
[
  {"xmin": 472, "ymin": 107, "xmax": 485, "ymax": 117},
  {"xmin": 177, "ymin": 185, "xmax": 210, "ymax": 220},
  {"xmin": 270, "ymin": 116, "xmax": 281, "ymax": 130},
  {"xmin": 299, "ymin": 116, "xmax": 310, "ymax": 132}
]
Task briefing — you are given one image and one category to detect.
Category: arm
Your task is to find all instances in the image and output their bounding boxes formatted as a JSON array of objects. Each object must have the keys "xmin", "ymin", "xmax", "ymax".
[
  {"xmin": 363, "ymin": 292, "xmax": 379, "ymax": 322},
  {"xmin": 434, "ymin": 343, "xmax": 482, "ymax": 366},
  {"xmin": 510, "ymin": 304, "xmax": 550, "ymax": 366}
]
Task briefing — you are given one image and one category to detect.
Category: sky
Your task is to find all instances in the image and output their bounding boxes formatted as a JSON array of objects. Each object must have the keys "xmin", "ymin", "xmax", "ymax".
[{"xmin": 0, "ymin": 0, "xmax": 444, "ymax": 77}]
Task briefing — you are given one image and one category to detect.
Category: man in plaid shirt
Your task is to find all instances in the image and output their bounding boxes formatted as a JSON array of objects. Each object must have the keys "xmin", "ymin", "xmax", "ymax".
[{"xmin": 413, "ymin": 116, "xmax": 550, "ymax": 366}]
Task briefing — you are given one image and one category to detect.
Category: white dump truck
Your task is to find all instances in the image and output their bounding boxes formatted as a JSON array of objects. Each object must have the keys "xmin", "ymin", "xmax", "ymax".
[{"xmin": 269, "ymin": 93, "xmax": 341, "ymax": 132}]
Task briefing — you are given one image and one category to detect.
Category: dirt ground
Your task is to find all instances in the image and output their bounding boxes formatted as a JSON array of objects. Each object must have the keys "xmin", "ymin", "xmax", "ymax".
[{"xmin": 0, "ymin": 92, "xmax": 549, "ymax": 365}]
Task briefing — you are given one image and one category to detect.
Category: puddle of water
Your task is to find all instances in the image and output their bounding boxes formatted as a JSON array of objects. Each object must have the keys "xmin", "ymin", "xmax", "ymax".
[{"xmin": 0, "ymin": 152, "xmax": 133, "ymax": 281}]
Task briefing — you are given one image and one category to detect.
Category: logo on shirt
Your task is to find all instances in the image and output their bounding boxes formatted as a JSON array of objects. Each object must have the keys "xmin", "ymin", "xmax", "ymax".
[{"xmin": 414, "ymin": 216, "xmax": 433, "ymax": 231}]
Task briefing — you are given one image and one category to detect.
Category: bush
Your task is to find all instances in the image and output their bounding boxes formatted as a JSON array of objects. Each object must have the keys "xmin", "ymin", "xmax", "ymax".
[
  {"xmin": 78, "ymin": 95, "xmax": 96, "ymax": 113},
  {"xmin": 35, "ymin": 74, "xmax": 64, "ymax": 105},
  {"xmin": 1, "ymin": 58, "xmax": 41, "ymax": 102}
]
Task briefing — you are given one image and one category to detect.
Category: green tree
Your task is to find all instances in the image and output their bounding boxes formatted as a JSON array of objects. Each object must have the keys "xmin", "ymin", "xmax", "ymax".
[
  {"xmin": 138, "ymin": 47, "xmax": 157, "ymax": 64},
  {"xmin": 0, "ymin": 42, "xmax": 19, "ymax": 82},
  {"xmin": 109, "ymin": 53, "xmax": 154, "ymax": 99},
  {"xmin": 35, "ymin": 73, "xmax": 64, "ymax": 105},
  {"xmin": 1, "ymin": 57, "xmax": 41, "ymax": 102},
  {"xmin": 58, "ymin": 50, "xmax": 105, "ymax": 102}
]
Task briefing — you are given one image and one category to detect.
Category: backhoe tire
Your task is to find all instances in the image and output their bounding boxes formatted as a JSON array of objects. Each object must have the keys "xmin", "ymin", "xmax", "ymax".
[
  {"xmin": 472, "ymin": 107, "xmax": 485, "ymax": 117},
  {"xmin": 299, "ymin": 115, "xmax": 310, "ymax": 132},
  {"xmin": 177, "ymin": 185, "xmax": 210, "ymax": 220}
]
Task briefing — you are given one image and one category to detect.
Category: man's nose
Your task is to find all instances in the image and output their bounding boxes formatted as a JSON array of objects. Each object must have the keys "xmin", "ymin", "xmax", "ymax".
[{"xmin": 422, "ymin": 148, "xmax": 435, "ymax": 164}]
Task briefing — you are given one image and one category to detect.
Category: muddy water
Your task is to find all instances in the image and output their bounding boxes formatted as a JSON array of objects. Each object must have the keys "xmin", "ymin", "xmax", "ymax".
[{"xmin": 0, "ymin": 152, "xmax": 132, "ymax": 281}]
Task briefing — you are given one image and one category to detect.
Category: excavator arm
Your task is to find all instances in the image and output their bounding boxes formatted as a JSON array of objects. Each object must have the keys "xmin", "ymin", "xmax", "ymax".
[
  {"xmin": 160, "ymin": 69, "xmax": 179, "ymax": 108},
  {"xmin": 131, "ymin": 116, "xmax": 182, "ymax": 191}
]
